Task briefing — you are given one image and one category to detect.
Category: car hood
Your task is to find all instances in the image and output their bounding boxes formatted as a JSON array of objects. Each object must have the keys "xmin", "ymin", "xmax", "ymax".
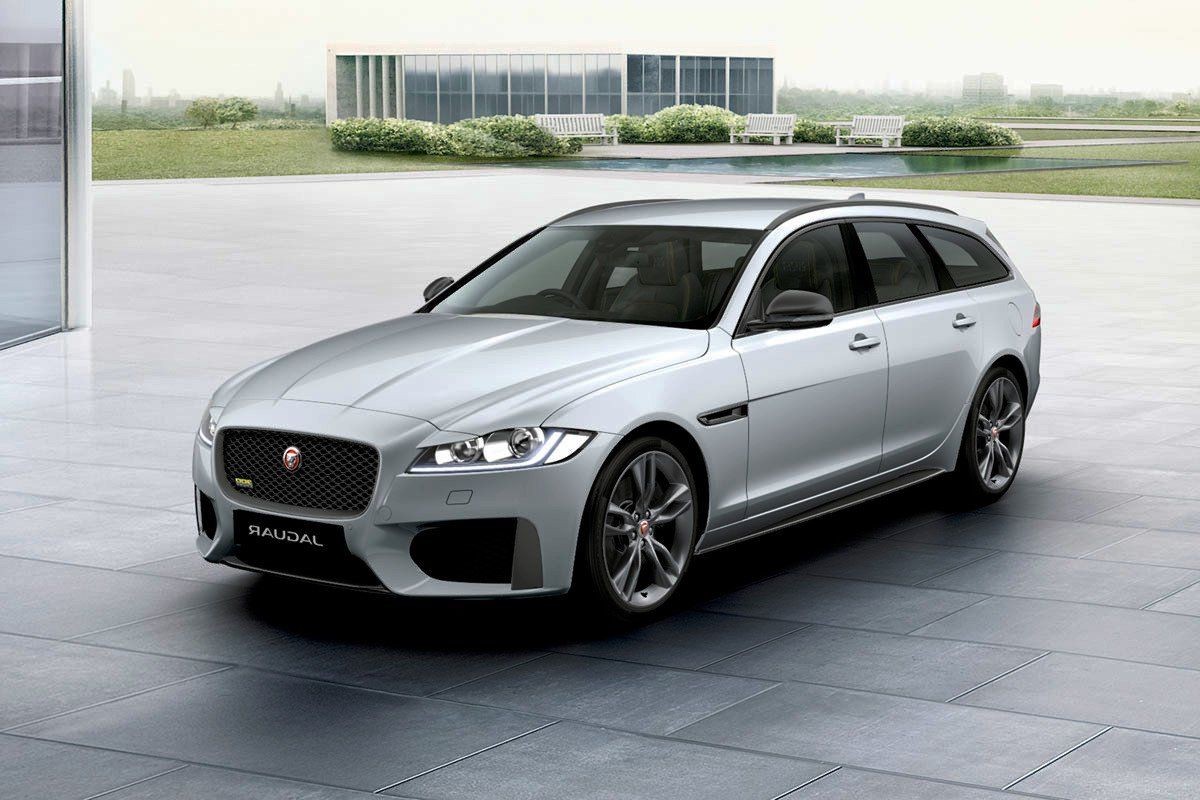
[{"xmin": 226, "ymin": 313, "xmax": 709, "ymax": 434}]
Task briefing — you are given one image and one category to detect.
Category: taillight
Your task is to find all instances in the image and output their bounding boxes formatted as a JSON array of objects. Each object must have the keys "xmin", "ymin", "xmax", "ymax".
[{"xmin": 1032, "ymin": 302, "xmax": 1041, "ymax": 328}]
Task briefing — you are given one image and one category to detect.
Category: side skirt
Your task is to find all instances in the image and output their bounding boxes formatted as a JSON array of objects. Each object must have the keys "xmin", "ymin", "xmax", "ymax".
[{"xmin": 695, "ymin": 468, "xmax": 944, "ymax": 555}]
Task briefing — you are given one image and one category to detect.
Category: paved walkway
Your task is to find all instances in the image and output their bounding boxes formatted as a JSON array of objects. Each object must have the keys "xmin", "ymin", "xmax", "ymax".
[{"xmin": 2, "ymin": 174, "xmax": 1200, "ymax": 799}]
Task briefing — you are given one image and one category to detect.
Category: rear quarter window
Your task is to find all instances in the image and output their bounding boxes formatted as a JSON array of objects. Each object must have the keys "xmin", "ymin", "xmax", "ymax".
[{"xmin": 919, "ymin": 226, "xmax": 1010, "ymax": 288}]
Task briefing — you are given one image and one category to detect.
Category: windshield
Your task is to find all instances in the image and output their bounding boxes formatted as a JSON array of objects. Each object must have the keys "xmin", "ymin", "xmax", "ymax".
[{"xmin": 428, "ymin": 225, "xmax": 761, "ymax": 328}]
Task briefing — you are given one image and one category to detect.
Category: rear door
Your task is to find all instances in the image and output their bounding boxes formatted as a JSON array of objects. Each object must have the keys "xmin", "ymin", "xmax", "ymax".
[
  {"xmin": 850, "ymin": 221, "xmax": 983, "ymax": 471},
  {"xmin": 734, "ymin": 223, "xmax": 888, "ymax": 521}
]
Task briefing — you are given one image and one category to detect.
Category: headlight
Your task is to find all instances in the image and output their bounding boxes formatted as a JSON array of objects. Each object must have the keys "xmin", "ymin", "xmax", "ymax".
[
  {"xmin": 198, "ymin": 404, "xmax": 222, "ymax": 446},
  {"xmin": 409, "ymin": 427, "xmax": 593, "ymax": 473}
]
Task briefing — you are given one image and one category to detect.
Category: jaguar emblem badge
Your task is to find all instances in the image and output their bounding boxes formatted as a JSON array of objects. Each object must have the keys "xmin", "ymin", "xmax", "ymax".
[{"xmin": 282, "ymin": 445, "xmax": 302, "ymax": 473}]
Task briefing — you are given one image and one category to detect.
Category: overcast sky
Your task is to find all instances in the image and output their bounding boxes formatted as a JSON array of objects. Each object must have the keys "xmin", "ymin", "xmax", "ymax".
[{"xmin": 92, "ymin": 0, "xmax": 1200, "ymax": 98}]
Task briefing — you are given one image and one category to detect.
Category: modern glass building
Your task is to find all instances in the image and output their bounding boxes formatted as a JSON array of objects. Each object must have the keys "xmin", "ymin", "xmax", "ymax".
[
  {"xmin": 0, "ymin": 0, "xmax": 91, "ymax": 351},
  {"xmin": 326, "ymin": 44, "xmax": 775, "ymax": 124}
]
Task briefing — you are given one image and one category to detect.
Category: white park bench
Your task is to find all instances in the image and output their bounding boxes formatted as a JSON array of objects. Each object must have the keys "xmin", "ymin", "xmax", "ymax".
[
  {"xmin": 730, "ymin": 113, "xmax": 797, "ymax": 145},
  {"xmin": 834, "ymin": 115, "xmax": 905, "ymax": 148},
  {"xmin": 534, "ymin": 114, "xmax": 618, "ymax": 145}
]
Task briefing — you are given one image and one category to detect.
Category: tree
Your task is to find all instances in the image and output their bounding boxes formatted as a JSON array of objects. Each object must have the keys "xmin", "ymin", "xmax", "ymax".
[
  {"xmin": 184, "ymin": 97, "xmax": 221, "ymax": 129},
  {"xmin": 217, "ymin": 97, "xmax": 258, "ymax": 129}
]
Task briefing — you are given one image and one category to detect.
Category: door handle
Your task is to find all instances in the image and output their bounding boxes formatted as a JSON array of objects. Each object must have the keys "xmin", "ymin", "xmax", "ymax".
[
  {"xmin": 849, "ymin": 333, "xmax": 881, "ymax": 351},
  {"xmin": 953, "ymin": 313, "xmax": 977, "ymax": 329}
]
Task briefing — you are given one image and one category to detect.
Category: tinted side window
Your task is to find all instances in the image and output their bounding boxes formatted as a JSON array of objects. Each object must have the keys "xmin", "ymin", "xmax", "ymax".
[
  {"xmin": 919, "ymin": 226, "xmax": 1009, "ymax": 287},
  {"xmin": 852, "ymin": 222, "xmax": 938, "ymax": 303},
  {"xmin": 758, "ymin": 225, "xmax": 855, "ymax": 314}
]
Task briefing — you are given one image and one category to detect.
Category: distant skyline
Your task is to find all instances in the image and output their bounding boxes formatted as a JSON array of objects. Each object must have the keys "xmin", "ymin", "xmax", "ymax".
[{"xmin": 93, "ymin": 0, "xmax": 1200, "ymax": 99}]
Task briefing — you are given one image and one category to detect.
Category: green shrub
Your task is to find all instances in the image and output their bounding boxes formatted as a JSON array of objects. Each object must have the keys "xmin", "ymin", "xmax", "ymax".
[
  {"xmin": 245, "ymin": 118, "xmax": 322, "ymax": 130},
  {"xmin": 792, "ymin": 119, "xmax": 836, "ymax": 144},
  {"xmin": 329, "ymin": 115, "xmax": 580, "ymax": 158},
  {"xmin": 902, "ymin": 117, "xmax": 1023, "ymax": 148},
  {"xmin": 604, "ymin": 114, "xmax": 653, "ymax": 143},
  {"xmin": 216, "ymin": 97, "xmax": 258, "ymax": 129},
  {"xmin": 457, "ymin": 115, "xmax": 579, "ymax": 155},
  {"xmin": 183, "ymin": 97, "xmax": 221, "ymax": 129}
]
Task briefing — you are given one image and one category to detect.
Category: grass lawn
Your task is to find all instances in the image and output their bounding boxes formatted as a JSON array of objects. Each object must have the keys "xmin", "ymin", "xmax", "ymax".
[
  {"xmin": 799, "ymin": 141, "xmax": 1200, "ymax": 200},
  {"xmin": 92, "ymin": 128, "xmax": 490, "ymax": 180},
  {"xmin": 1015, "ymin": 128, "xmax": 1200, "ymax": 141},
  {"xmin": 982, "ymin": 117, "xmax": 1200, "ymax": 127}
]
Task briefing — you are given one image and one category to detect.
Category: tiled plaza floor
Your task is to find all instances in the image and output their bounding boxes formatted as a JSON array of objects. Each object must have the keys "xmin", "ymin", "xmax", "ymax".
[{"xmin": 2, "ymin": 172, "xmax": 1199, "ymax": 799}]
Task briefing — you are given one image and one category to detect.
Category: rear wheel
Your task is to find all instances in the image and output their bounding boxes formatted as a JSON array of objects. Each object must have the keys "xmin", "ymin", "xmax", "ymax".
[
  {"xmin": 574, "ymin": 437, "xmax": 698, "ymax": 621},
  {"xmin": 951, "ymin": 367, "xmax": 1026, "ymax": 504}
]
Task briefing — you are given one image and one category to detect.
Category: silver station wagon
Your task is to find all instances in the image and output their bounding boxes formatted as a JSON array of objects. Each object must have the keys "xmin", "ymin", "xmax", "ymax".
[{"xmin": 193, "ymin": 196, "xmax": 1041, "ymax": 618}]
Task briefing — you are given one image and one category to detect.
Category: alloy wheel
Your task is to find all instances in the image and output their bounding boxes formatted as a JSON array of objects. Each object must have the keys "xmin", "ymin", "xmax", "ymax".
[
  {"xmin": 975, "ymin": 376, "xmax": 1024, "ymax": 490},
  {"xmin": 603, "ymin": 450, "xmax": 695, "ymax": 609}
]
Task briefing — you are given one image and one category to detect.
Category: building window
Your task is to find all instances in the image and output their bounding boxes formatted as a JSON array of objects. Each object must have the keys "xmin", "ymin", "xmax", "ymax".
[
  {"xmin": 730, "ymin": 57, "xmax": 773, "ymax": 114},
  {"xmin": 584, "ymin": 54, "xmax": 621, "ymax": 115},
  {"xmin": 437, "ymin": 54, "xmax": 472, "ymax": 123},
  {"xmin": 510, "ymin": 54, "xmax": 545, "ymax": 116},
  {"xmin": 626, "ymin": 54, "xmax": 676, "ymax": 116},
  {"xmin": 473, "ymin": 54, "xmax": 508, "ymax": 116},
  {"xmin": 679, "ymin": 55, "xmax": 726, "ymax": 107},
  {"xmin": 403, "ymin": 55, "xmax": 437, "ymax": 122},
  {"xmin": 546, "ymin": 54, "xmax": 583, "ymax": 114}
]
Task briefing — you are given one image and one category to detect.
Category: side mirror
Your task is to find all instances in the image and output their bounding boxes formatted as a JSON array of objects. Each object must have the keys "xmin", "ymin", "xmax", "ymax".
[
  {"xmin": 423, "ymin": 276, "xmax": 455, "ymax": 303},
  {"xmin": 747, "ymin": 290, "xmax": 835, "ymax": 332}
]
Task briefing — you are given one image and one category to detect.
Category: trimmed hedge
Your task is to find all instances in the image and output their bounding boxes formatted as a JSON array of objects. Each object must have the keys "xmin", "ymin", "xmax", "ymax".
[
  {"xmin": 606, "ymin": 104, "xmax": 741, "ymax": 144},
  {"xmin": 329, "ymin": 115, "xmax": 580, "ymax": 158},
  {"xmin": 902, "ymin": 117, "xmax": 1023, "ymax": 148}
]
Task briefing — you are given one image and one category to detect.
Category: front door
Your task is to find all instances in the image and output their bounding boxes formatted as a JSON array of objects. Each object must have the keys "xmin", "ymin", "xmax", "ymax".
[{"xmin": 734, "ymin": 224, "xmax": 888, "ymax": 524}]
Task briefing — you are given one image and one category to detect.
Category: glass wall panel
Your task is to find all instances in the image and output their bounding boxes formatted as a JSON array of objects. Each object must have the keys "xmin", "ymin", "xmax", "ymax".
[
  {"xmin": 510, "ymin": 54, "xmax": 545, "ymax": 115},
  {"xmin": 546, "ymin": 54, "xmax": 582, "ymax": 114},
  {"xmin": 437, "ymin": 54, "xmax": 471, "ymax": 123},
  {"xmin": 680, "ymin": 55, "xmax": 726, "ymax": 107},
  {"xmin": 403, "ymin": 55, "xmax": 437, "ymax": 121},
  {"xmin": 584, "ymin": 54, "xmax": 621, "ymax": 115},
  {"xmin": 626, "ymin": 54, "xmax": 676, "ymax": 116},
  {"xmin": 473, "ymin": 54, "xmax": 508, "ymax": 116},
  {"xmin": 730, "ymin": 57, "xmax": 774, "ymax": 113},
  {"xmin": 0, "ymin": 0, "xmax": 64, "ymax": 348}
]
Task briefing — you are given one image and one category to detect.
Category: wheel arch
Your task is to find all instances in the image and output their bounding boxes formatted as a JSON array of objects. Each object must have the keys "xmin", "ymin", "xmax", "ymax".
[{"xmin": 986, "ymin": 352, "xmax": 1029, "ymax": 402}]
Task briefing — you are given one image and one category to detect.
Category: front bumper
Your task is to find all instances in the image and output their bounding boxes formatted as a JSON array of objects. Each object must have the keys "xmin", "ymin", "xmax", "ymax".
[{"xmin": 193, "ymin": 399, "xmax": 616, "ymax": 597}]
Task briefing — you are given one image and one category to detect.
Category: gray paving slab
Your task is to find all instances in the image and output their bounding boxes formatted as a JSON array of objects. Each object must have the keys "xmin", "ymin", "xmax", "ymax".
[
  {"xmin": 975, "ymin": 484, "xmax": 1138, "ymax": 522},
  {"xmin": 548, "ymin": 610, "xmax": 801, "ymax": 669},
  {"xmin": 394, "ymin": 722, "xmax": 828, "ymax": 800},
  {"xmin": 1146, "ymin": 582, "xmax": 1200, "ymax": 615},
  {"xmin": 15, "ymin": 668, "xmax": 550, "ymax": 792},
  {"xmin": 102, "ymin": 765, "xmax": 382, "ymax": 799},
  {"xmin": 82, "ymin": 593, "xmax": 545, "ymax": 697},
  {"xmin": 890, "ymin": 513, "xmax": 1143, "ymax": 557},
  {"xmin": 438, "ymin": 653, "xmax": 775, "ymax": 735},
  {"xmin": 1087, "ymin": 495, "xmax": 1200, "ymax": 532},
  {"xmin": 0, "ymin": 734, "xmax": 179, "ymax": 800},
  {"xmin": 1049, "ymin": 464, "xmax": 1200, "ymax": 501},
  {"xmin": 1087, "ymin": 528, "xmax": 1200, "ymax": 569},
  {"xmin": 914, "ymin": 596, "xmax": 1200, "ymax": 669},
  {"xmin": 796, "ymin": 540, "xmax": 994, "ymax": 585},
  {"xmin": 0, "ymin": 501, "xmax": 197, "ymax": 569},
  {"xmin": 0, "ymin": 556, "xmax": 245, "ymax": 639},
  {"xmin": 1014, "ymin": 728, "xmax": 1200, "ymax": 800},
  {"xmin": 703, "ymin": 625, "xmax": 1040, "ymax": 701},
  {"xmin": 921, "ymin": 551, "xmax": 1200, "ymax": 608},
  {"xmin": 672, "ymin": 682, "xmax": 1101, "ymax": 788},
  {"xmin": 121, "ymin": 552, "xmax": 263, "ymax": 586},
  {"xmin": 0, "ymin": 489, "xmax": 59, "ymax": 514},
  {"xmin": 703, "ymin": 573, "xmax": 987, "ymax": 632},
  {"xmin": 790, "ymin": 768, "xmax": 1010, "ymax": 799},
  {"xmin": 956, "ymin": 651, "xmax": 1200, "ymax": 737},
  {"xmin": 0, "ymin": 632, "xmax": 222, "ymax": 730}
]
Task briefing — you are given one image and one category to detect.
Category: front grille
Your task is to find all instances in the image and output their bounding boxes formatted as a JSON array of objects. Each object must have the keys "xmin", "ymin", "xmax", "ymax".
[{"xmin": 220, "ymin": 428, "xmax": 380, "ymax": 515}]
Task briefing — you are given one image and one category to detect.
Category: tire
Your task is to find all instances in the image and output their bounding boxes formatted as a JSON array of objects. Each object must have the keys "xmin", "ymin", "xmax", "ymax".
[
  {"xmin": 950, "ymin": 366, "xmax": 1027, "ymax": 505},
  {"xmin": 572, "ymin": 436, "xmax": 700, "ymax": 622}
]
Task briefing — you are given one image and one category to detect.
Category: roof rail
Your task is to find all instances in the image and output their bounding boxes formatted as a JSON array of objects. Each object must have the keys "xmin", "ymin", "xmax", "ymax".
[
  {"xmin": 548, "ymin": 198, "xmax": 682, "ymax": 225},
  {"xmin": 765, "ymin": 198, "xmax": 957, "ymax": 231}
]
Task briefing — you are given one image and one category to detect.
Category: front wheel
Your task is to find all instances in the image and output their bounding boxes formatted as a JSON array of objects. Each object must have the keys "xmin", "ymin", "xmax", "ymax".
[
  {"xmin": 950, "ymin": 367, "xmax": 1026, "ymax": 505},
  {"xmin": 573, "ymin": 437, "xmax": 699, "ymax": 621}
]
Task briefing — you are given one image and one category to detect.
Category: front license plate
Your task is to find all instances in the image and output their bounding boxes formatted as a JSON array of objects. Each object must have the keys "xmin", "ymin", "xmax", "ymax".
[{"xmin": 233, "ymin": 510, "xmax": 346, "ymax": 561}]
